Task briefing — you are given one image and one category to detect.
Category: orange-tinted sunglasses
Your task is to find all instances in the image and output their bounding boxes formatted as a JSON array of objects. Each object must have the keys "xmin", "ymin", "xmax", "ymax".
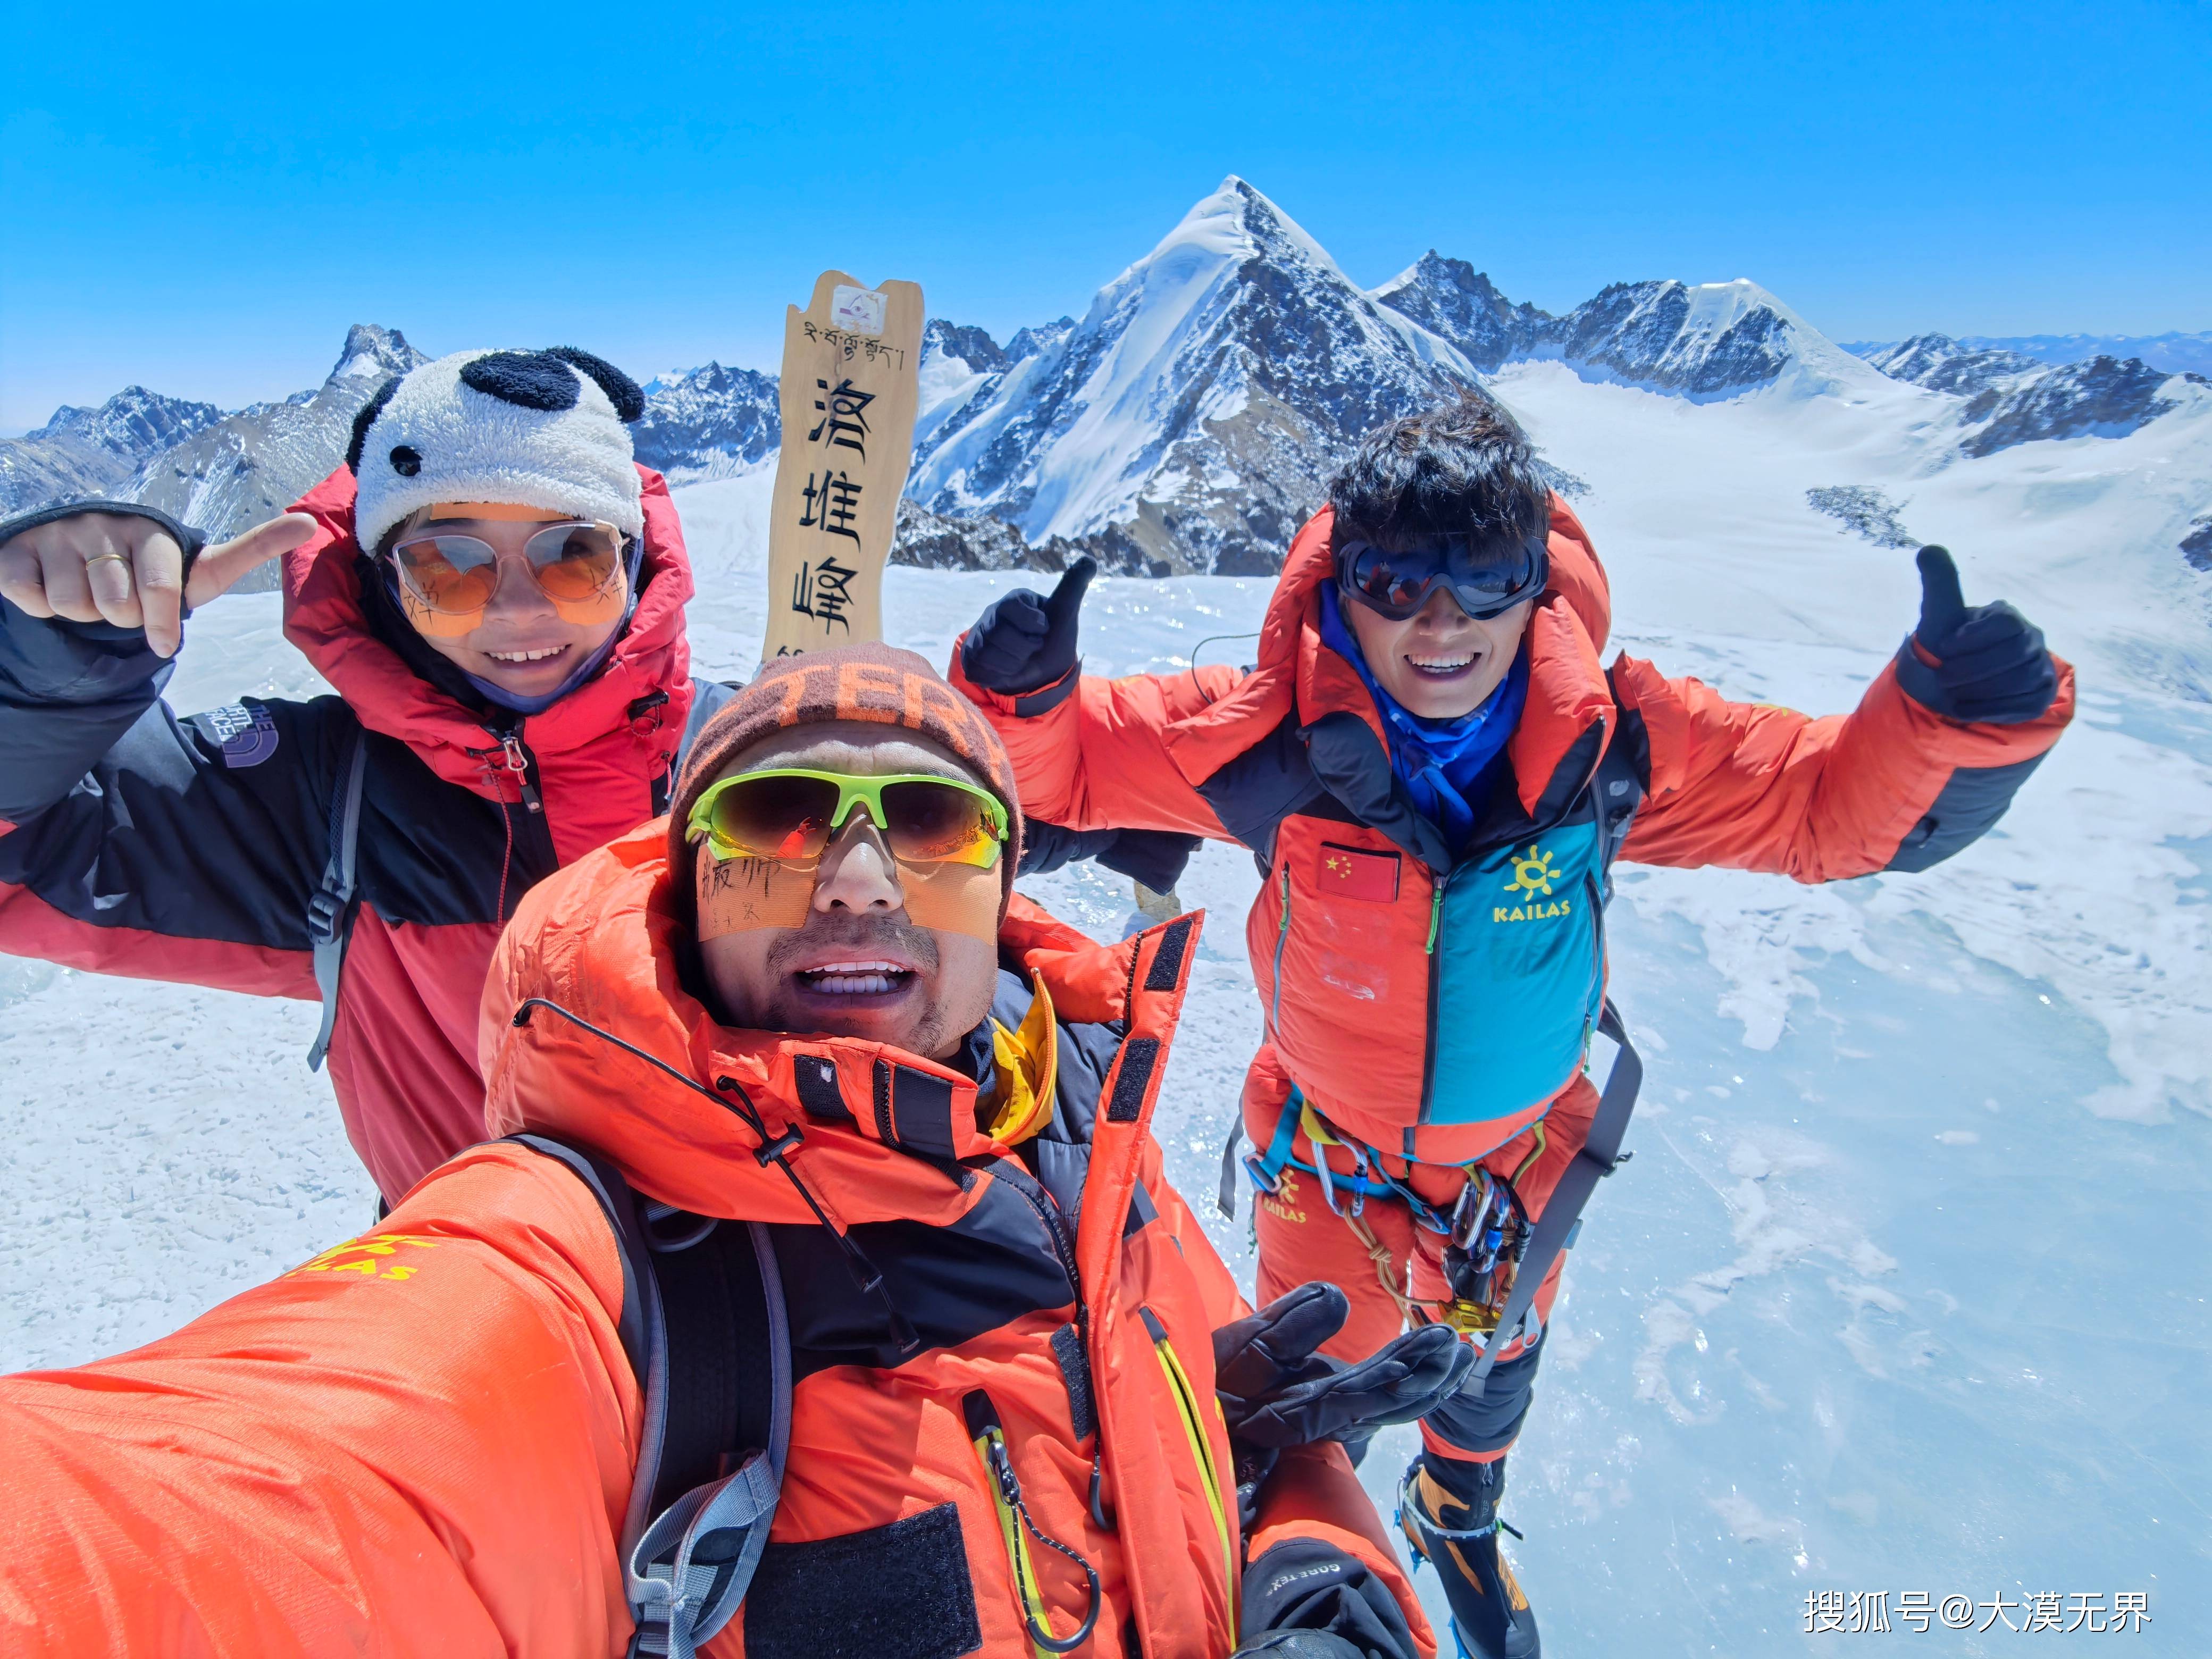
[{"xmin": 389, "ymin": 518, "xmax": 627, "ymax": 638}]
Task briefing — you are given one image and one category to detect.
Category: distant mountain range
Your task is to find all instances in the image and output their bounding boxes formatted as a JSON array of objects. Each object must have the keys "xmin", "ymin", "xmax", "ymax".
[
  {"xmin": 1847, "ymin": 330, "xmax": 2212, "ymax": 379},
  {"xmin": 5, "ymin": 177, "xmax": 2206, "ymax": 579},
  {"xmin": 1857, "ymin": 333, "xmax": 2201, "ymax": 459}
]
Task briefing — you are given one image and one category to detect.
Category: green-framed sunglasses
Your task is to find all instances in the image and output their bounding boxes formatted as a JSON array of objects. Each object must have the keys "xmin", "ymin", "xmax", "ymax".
[{"xmin": 686, "ymin": 768, "xmax": 1009, "ymax": 871}]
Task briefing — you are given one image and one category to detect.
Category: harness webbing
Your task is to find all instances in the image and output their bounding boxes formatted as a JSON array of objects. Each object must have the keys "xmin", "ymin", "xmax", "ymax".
[{"xmin": 1463, "ymin": 1000, "xmax": 1639, "ymax": 1396}]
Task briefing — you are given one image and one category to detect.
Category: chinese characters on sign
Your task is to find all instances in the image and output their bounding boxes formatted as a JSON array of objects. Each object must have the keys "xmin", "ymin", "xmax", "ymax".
[
  {"xmin": 791, "ymin": 555, "xmax": 859, "ymax": 634},
  {"xmin": 1803, "ymin": 1590, "xmax": 2150, "ymax": 1635},
  {"xmin": 809, "ymin": 378, "xmax": 874, "ymax": 460},
  {"xmin": 800, "ymin": 469, "xmax": 864, "ymax": 543},
  {"xmin": 761, "ymin": 271, "xmax": 924, "ymax": 662}
]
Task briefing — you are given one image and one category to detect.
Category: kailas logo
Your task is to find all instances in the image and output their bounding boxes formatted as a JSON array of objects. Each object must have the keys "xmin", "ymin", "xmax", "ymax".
[
  {"xmin": 1257, "ymin": 1168, "xmax": 1309, "ymax": 1225},
  {"xmin": 283, "ymin": 1233, "xmax": 441, "ymax": 1284},
  {"xmin": 1504, "ymin": 847, "xmax": 1557, "ymax": 898},
  {"xmin": 1494, "ymin": 845, "xmax": 1573, "ymax": 925}
]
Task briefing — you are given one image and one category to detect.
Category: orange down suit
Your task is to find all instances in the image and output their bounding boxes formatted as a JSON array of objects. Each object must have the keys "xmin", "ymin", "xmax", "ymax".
[
  {"xmin": 0, "ymin": 823, "xmax": 1427, "ymax": 1657},
  {"xmin": 948, "ymin": 502, "xmax": 2075, "ymax": 1417}
]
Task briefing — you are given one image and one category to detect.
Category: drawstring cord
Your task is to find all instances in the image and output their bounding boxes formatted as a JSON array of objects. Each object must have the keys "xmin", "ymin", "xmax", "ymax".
[{"xmin": 509, "ymin": 996, "xmax": 921, "ymax": 1354}]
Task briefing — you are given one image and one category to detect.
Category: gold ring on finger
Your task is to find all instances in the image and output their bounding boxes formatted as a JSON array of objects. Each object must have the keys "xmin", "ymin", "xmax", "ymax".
[{"xmin": 83, "ymin": 552, "xmax": 133, "ymax": 569}]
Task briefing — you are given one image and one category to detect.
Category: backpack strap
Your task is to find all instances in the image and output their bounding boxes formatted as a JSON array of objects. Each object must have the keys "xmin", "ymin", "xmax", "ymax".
[
  {"xmin": 1463, "ymin": 698, "xmax": 1646, "ymax": 1388},
  {"xmin": 651, "ymin": 677, "xmax": 743, "ymax": 819},
  {"xmin": 306, "ymin": 718, "xmax": 370, "ymax": 1072},
  {"xmin": 1589, "ymin": 683, "xmax": 1648, "ymax": 900},
  {"xmin": 505, "ymin": 1133, "xmax": 790, "ymax": 1659},
  {"xmin": 680, "ymin": 677, "xmax": 741, "ymax": 760}
]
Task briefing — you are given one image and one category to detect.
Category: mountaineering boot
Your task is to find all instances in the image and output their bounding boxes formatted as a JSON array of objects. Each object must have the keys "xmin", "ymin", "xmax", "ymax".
[{"xmin": 1398, "ymin": 1453, "xmax": 1539, "ymax": 1659}]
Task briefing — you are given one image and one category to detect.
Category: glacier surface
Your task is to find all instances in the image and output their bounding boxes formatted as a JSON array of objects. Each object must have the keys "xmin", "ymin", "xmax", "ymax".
[{"xmin": 2, "ymin": 366, "xmax": 2207, "ymax": 1654}]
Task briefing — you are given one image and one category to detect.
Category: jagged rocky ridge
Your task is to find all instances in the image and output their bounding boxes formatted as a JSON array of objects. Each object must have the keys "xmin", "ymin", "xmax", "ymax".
[
  {"xmin": 1373, "ymin": 251, "xmax": 1862, "ymax": 397},
  {"xmin": 631, "ymin": 363, "xmax": 780, "ymax": 484},
  {"xmin": 8, "ymin": 179, "xmax": 2204, "ymax": 580},
  {"xmin": 1858, "ymin": 331, "xmax": 2207, "ymax": 458},
  {"xmin": 1861, "ymin": 333, "xmax": 2045, "ymax": 397},
  {"xmin": 1, "ymin": 389, "xmax": 223, "ymax": 517},
  {"xmin": 1850, "ymin": 330, "xmax": 2212, "ymax": 379},
  {"xmin": 130, "ymin": 326, "xmax": 430, "ymax": 590}
]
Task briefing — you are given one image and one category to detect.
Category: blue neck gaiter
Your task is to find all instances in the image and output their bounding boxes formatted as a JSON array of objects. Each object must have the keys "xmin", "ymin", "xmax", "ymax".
[{"xmin": 1319, "ymin": 584, "xmax": 1529, "ymax": 850}]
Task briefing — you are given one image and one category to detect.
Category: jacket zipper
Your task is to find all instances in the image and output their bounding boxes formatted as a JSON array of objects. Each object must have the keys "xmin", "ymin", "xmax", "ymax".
[
  {"xmin": 988, "ymin": 1159, "xmax": 1109, "ymax": 1524},
  {"xmin": 964, "ymin": 1388, "xmax": 1103, "ymax": 1655},
  {"xmin": 1137, "ymin": 1305, "xmax": 1238, "ymax": 1647},
  {"xmin": 496, "ymin": 731, "xmax": 544, "ymax": 815},
  {"xmin": 1580, "ymin": 873, "xmax": 1606, "ymax": 1052},
  {"xmin": 1415, "ymin": 727, "xmax": 1607, "ymax": 1124},
  {"xmin": 1267, "ymin": 865, "xmax": 1292, "ymax": 1040},
  {"xmin": 1418, "ymin": 867, "xmax": 1451, "ymax": 1116}
]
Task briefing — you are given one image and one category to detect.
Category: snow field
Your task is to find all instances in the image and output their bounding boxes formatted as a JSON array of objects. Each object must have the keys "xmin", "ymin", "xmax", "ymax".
[{"xmin": 4, "ymin": 374, "xmax": 2208, "ymax": 1653}]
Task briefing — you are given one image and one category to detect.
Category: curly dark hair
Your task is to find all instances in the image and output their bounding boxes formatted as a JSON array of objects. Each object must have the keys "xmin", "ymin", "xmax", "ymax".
[{"xmin": 1326, "ymin": 393, "xmax": 1551, "ymax": 550}]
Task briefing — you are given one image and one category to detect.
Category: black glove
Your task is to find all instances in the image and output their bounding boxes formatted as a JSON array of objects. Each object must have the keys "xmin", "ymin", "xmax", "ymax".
[
  {"xmin": 958, "ymin": 557, "xmax": 1096, "ymax": 694},
  {"xmin": 1238, "ymin": 1539, "xmax": 1419, "ymax": 1659},
  {"xmin": 1017, "ymin": 822, "xmax": 1200, "ymax": 895},
  {"xmin": 1230, "ymin": 1633, "xmax": 1366, "ymax": 1659},
  {"xmin": 1095, "ymin": 827, "xmax": 1200, "ymax": 895},
  {"xmin": 1893, "ymin": 545, "xmax": 2058, "ymax": 725},
  {"xmin": 1214, "ymin": 1282, "xmax": 1474, "ymax": 1449}
]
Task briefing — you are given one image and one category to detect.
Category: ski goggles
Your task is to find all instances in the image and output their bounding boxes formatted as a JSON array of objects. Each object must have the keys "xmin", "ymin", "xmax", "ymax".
[
  {"xmin": 389, "ymin": 517, "xmax": 627, "ymax": 637},
  {"xmin": 1334, "ymin": 532, "xmax": 1549, "ymax": 622},
  {"xmin": 686, "ymin": 768, "xmax": 1009, "ymax": 873}
]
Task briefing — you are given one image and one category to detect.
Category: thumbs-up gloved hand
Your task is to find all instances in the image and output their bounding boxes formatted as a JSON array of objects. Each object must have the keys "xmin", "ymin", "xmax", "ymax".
[
  {"xmin": 958, "ymin": 556, "xmax": 1096, "ymax": 694},
  {"xmin": 1894, "ymin": 545, "xmax": 2059, "ymax": 725}
]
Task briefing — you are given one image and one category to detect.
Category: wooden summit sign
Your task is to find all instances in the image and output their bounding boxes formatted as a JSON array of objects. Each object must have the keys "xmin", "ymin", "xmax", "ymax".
[{"xmin": 758, "ymin": 271, "xmax": 925, "ymax": 662}]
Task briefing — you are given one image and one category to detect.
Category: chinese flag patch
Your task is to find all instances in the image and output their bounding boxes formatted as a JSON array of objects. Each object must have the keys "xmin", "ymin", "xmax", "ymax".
[{"xmin": 1316, "ymin": 842, "xmax": 1401, "ymax": 902}]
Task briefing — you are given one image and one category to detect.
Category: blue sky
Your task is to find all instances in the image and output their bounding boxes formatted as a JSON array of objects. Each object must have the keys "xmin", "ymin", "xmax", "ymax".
[{"xmin": 2, "ymin": 0, "xmax": 2205, "ymax": 430}]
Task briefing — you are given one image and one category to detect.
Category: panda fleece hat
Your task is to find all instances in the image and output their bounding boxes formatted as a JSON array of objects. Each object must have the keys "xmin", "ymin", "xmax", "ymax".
[
  {"xmin": 669, "ymin": 642, "xmax": 1027, "ymax": 916},
  {"xmin": 346, "ymin": 347, "xmax": 647, "ymax": 556}
]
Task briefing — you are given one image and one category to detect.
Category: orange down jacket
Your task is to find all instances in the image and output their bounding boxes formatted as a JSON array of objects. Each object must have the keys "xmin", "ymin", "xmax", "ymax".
[
  {"xmin": 0, "ymin": 821, "xmax": 1427, "ymax": 1659},
  {"xmin": 949, "ymin": 501, "xmax": 2076, "ymax": 1175}
]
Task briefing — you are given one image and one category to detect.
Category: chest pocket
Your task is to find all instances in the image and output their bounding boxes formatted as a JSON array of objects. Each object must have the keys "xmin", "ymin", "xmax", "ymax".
[{"xmin": 1424, "ymin": 819, "xmax": 1605, "ymax": 1128}]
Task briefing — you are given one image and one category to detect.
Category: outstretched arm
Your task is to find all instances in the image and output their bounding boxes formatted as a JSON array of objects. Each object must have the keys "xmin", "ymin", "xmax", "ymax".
[
  {"xmin": 948, "ymin": 559, "xmax": 1247, "ymax": 840},
  {"xmin": 0, "ymin": 506, "xmax": 339, "ymax": 995},
  {"xmin": 1617, "ymin": 548, "xmax": 2074, "ymax": 880},
  {"xmin": 0, "ymin": 1143, "xmax": 639, "ymax": 1658}
]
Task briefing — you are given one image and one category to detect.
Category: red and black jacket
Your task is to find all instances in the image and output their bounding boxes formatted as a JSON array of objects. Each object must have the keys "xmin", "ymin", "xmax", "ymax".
[{"xmin": 0, "ymin": 466, "xmax": 719, "ymax": 1202}]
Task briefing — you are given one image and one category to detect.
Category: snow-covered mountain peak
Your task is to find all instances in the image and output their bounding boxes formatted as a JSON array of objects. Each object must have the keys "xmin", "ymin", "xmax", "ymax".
[
  {"xmin": 327, "ymin": 324, "xmax": 425, "ymax": 384},
  {"xmin": 1006, "ymin": 317, "xmax": 1075, "ymax": 364},
  {"xmin": 1863, "ymin": 332, "xmax": 2045, "ymax": 396},
  {"xmin": 0, "ymin": 387, "xmax": 224, "ymax": 516},
  {"xmin": 1553, "ymin": 276, "xmax": 1882, "ymax": 401},
  {"xmin": 1372, "ymin": 253, "xmax": 1551, "ymax": 373},
  {"xmin": 1167, "ymin": 175, "xmax": 1340, "ymax": 273},
  {"xmin": 27, "ymin": 387, "xmax": 221, "ymax": 458},
  {"xmin": 631, "ymin": 361, "xmax": 780, "ymax": 485},
  {"xmin": 904, "ymin": 179, "xmax": 1481, "ymax": 573}
]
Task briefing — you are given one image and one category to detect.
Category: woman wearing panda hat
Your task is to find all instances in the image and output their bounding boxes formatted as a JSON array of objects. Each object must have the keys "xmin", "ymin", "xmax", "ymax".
[{"xmin": 0, "ymin": 348, "xmax": 734, "ymax": 1205}]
